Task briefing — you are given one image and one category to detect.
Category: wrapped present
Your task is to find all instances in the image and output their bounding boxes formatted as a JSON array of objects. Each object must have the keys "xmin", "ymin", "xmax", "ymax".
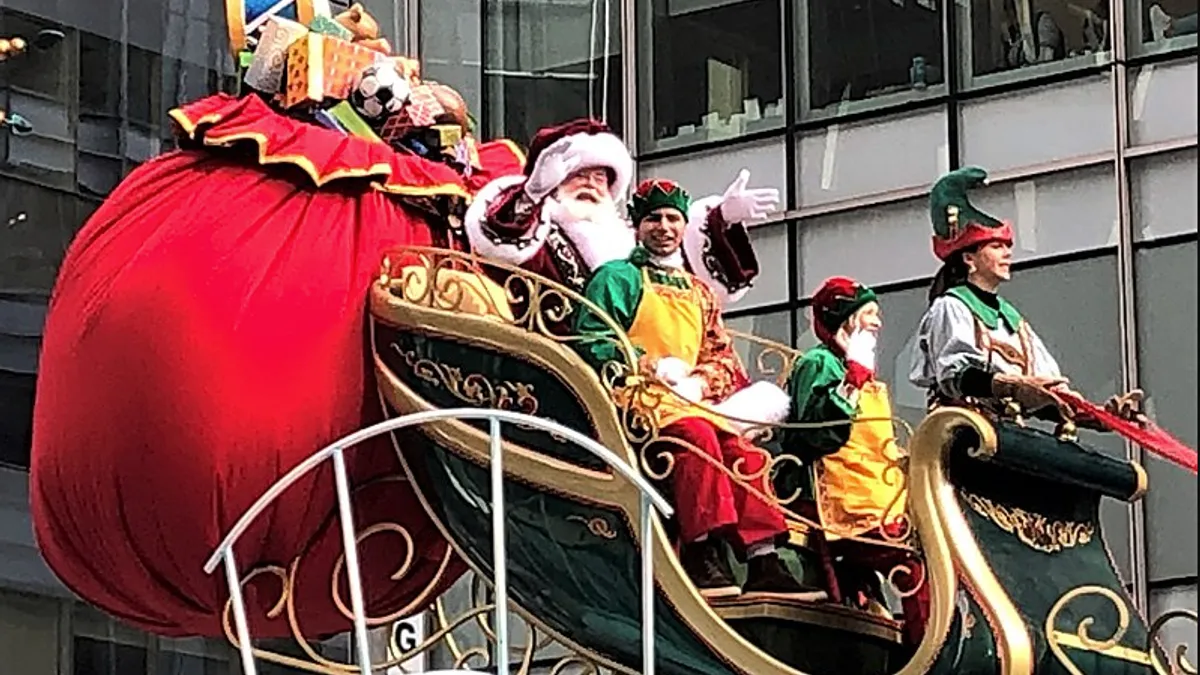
[
  {"xmin": 225, "ymin": 0, "xmax": 325, "ymax": 56},
  {"xmin": 377, "ymin": 85, "xmax": 447, "ymax": 145},
  {"xmin": 284, "ymin": 33, "xmax": 381, "ymax": 108},
  {"xmin": 392, "ymin": 57, "xmax": 421, "ymax": 84},
  {"xmin": 243, "ymin": 16, "xmax": 309, "ymax": 94},
  {"xmin": 308, "ymin": 13, "xmax": 353, "ymax": 41},
  {"xmin": 326, "ymin": 101, "xmax": 381, "ymax": 142}
]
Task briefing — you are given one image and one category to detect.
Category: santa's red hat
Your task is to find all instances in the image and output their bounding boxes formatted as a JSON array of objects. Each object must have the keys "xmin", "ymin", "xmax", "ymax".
[{"xmin": 524, "ymin": 118, "xmax": 632, "ymax": 201}]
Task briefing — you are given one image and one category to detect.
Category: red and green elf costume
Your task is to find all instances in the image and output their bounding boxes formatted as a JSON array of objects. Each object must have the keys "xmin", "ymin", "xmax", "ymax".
[{"xmin": 575, "ymin": 179, "xmax": 816, "ymax": 601}]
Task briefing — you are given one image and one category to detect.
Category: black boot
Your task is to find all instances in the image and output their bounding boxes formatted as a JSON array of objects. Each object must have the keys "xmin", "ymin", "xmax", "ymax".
[
  {"xmin": 680, "ymin": 539, "xmax": 740, "ymax": 599},
  {"xmin": 742, "ymin": 553, "xmax": 829, "ymax": 601}
]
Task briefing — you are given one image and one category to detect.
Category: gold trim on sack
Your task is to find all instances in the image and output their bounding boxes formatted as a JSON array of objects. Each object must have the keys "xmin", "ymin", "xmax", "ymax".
[{"xmin": 962, "ymin": 492, "xmax": 1094, "ymax": 554}]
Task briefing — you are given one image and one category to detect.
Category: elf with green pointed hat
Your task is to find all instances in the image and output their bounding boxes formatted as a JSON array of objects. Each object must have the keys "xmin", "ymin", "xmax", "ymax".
[
  {"xmin": 910, "ymin": 167, "xmax": 1145, "ymax": 424},
  {"xmin": 573, "ymin": 177, "xmax": 819, "ymax": 601}
]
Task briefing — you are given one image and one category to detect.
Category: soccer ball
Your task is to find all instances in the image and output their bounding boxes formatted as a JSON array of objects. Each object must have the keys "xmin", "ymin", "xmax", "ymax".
[{"xmin": 350, "ymin": 62, "xmax": 411, "ymax": 120}]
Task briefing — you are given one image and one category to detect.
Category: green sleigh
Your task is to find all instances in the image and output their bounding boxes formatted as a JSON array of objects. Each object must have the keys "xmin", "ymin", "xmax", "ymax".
[{"xmin": 363, "ymin": 246, "xmax": 1190, "ymax": 675}]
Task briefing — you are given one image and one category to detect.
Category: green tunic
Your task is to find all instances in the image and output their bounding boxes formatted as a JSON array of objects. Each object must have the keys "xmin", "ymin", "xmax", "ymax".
[{"xmin": 785, "ymin": 344, "xmax": 859, "ymax": 463}]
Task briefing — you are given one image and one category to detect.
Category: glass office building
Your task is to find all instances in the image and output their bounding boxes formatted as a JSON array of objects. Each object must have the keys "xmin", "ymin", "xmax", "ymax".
[{"xmin": 1, "ymin": 0, "xmax": 1195, "ymax": 672}]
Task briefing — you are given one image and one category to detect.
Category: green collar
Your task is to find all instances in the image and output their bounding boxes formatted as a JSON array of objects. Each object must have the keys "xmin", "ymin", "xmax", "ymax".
[
  {"xmin": 946, "ymin": 285, "xmax": 1023, "ymax": 332},
  {"xmin": 629, "ymin": 247, "xmax": 690, "ymax": 290}
]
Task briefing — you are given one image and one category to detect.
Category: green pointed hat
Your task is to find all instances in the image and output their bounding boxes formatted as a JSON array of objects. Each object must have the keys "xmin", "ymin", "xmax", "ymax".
[
  {"xmin": 628, "ymin": 179, "xmax": 691, "ymax": 223},
  {"xmin": 929, "ymin": 166, "xmax": 1013, "ymax": 261}
]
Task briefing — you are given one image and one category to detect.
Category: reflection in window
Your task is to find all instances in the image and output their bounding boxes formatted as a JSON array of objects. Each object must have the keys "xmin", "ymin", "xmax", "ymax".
[
  {"xmin": 638, "ymin": 0, "xmax": 783, "ymax": 151},
  {"xmin": 74, "ymin": 637, "xmax": 150, "ymax": 675},
  {"xmin": 485, "ymin": 0, "xmax": 622, "ymax": 143},
  {"xmin": 0, "ymin": 367, "xmax": 36, "ymax": 469},
  {"xmin": 419, "ymin": 0, "xmax": 483, "ymax": 126},
  {"xmin": 1135, "ymin": 242, "xmax": 1199, "ymax": 582},
  {"xmin": 959, "ymin": 0, "xmax": 1111, "ymax": 87},
  {"xmin": 799, "ymin": 0, "xmax": 944, "ymax": 119},
  {"xmin": 1129, "ymin": 0, "xmax": 1198, "ymax": 54},
  {"xmin": 0, "ymin": 9, "xmax": 71, "ymax": 100}
]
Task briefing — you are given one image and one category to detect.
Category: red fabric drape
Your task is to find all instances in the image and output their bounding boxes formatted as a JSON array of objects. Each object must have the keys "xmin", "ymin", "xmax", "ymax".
[
  {"xmin": 1058, "ymin": 391, "xmax": 1198, "ymax": 475},
  {"xmin": 30, "ymin": 95, "xmax": 523, "ymax": 638}
]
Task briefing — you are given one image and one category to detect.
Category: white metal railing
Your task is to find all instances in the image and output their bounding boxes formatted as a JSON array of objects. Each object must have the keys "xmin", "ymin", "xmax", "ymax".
[{"xmin": 204, "ymin": 408, "xmax": 674, "ymax": 675}]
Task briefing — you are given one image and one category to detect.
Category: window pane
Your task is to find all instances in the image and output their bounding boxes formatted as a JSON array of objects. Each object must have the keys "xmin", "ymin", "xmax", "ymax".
[
  {"xmin": 1128, "ymin": 58, "xmax": 1198, "ymax": 148},
  {"xmin": 419, "ymin": 0, "xmax": 483, "ymax": 125},
  {"xmin": 74, "ymin": 637, "xmax": 148, "ymax": 675},
  {"xmin": 959, "ymin": 75, "xmax": 1114, "ymax": 172},
  {"xmin": 638, "ymin": 137, "xmax": 786, "ymax": 201},
  {"xmin": 637, "ymin": 0, "xmax": 784, "ymax": 152},
  {"xmin": 1126, "ymin": 0, "xmax": 1199, "ymax": 57},
  {"xmin": 0, "ymin": 180, "xmax": 87, "ymax": 294},
  {"xmin": 727, "ymin": 223, "xmax": 790, "ymax": 312},
  {"xmin": 1, "ymin": 9, "xmax": 72, "ymax": 100},
  {"xmin": 0, "ymin": 589, "xmax": 59, "ymax": 675},
  {"xmin": 797, "ymin": 0, "xmax": 945, "ymax": 121},
  {"xmin": 1136, "ymin": 242, "xmax": 1199, "ymax": 582},
  {"xmin": 485, "ymin": 0, "xmax": 622, "ymax": 143},
  {"xmin": 956, "ymin": 0, "xmax": 1112, "ymax": 90},
  {"xmin": 795, "ymin": 109, "xmax": 948, "ymax": 207},
  {"xmin": 966, "ymin": 164, "xmax": 1118, "ymax": 260},
  {"xmin": 797, "ymin": 197, "xmax": 931, "ymax": 295},
  {"xmin": 1131, "ymin": 148, "xmax": 1198, "ymax": 243},
  {"xmin": 0, "ymin": 369, "xmax": 36, "ymax": 469}
]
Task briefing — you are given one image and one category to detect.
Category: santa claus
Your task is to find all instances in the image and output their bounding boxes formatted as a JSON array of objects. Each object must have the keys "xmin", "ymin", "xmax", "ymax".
[{"xmin": 464, "ymin": 118, "xmax": 779, "ymax": 305}]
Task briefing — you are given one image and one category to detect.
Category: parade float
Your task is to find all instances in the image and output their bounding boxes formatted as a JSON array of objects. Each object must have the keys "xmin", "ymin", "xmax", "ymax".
[{"xmin": 29, "ymin": 2, "xmax": 1197, "ymax": 674}]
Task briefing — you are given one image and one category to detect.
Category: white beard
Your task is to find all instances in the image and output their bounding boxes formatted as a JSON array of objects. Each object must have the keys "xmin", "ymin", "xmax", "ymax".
[{"xmin": 545, "ymin": 192, "xmax": 636, "ymax": 272}]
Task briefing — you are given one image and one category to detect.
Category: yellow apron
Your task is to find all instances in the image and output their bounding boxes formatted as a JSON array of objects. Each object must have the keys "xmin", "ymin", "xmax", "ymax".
[
  {"xmin": 618, "ymin": 268, "xmax": 734, "ymax": 433},
  {"xmin": 813, "ymin": 381, "xmax": 908, "ymax": 540}
]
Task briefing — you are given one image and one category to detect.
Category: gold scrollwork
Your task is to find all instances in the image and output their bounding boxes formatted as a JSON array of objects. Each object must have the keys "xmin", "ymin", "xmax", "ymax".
[
  {"xmin": 380, "ymin": 246, "xmax": 930, "ymax": 633},
  {"xmin": 432, "ymin": 571, "xmax": 605, "ymax": 675},
  {"xmin": 217, "ymin": 474, "xmax": 463, "ymax": 675},
  {"xmin": 1149, "ymin": 610, "xmax": 1199, "ymax": 675},
  {"xmin": 962, "ymin": 492, "xmax": 1094, "ymax": 554},
  {"xmin": 566, "ymin": 515, "xmax": 619, "ymax": 540},
  {"xmin": 1045, "ymin": 585, "xmax": 1170, "ymax": 675},
  {"xmin": 390, "ymin": 343, "xmax": 539, "ymax": 415}
]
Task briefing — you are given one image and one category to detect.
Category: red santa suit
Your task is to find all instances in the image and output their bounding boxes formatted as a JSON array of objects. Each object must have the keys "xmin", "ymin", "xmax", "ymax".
[{"xmin": 464, "ymin": 120, "xmax": 772, "ymax": 306}]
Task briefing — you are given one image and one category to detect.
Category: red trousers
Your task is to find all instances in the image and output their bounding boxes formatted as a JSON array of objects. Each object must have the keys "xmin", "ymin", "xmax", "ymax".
[{"xmin": 656, "ymin": 417, "xmax": 788, "ymax": 548}]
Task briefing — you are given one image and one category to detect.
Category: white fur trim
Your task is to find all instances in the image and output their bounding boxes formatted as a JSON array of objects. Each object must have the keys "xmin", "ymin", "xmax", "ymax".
[
  {"xmin": 654, "ymin": 356, "xmax": 692, "ymax": 384},
  {"xmin": 464, "ymin": 175, "xmax": 550, "ymax": 267},
  {"xmin": 553, "ymin": 202, "xmax": 637, "ymax": 271},
  {"xmin": 538, "ymin": 131, "xmax": 633, "ymax": 201},
  {"xmin": 648, "ymin": 250, "xmax": 685, "ymax": 270},
  {"xmin": 683, "ymin": 195, "xmax": 750, "ymax": 305},
  {"xmin": 711, "ymin": 381, "xmax": 792, "ymax": 427}
]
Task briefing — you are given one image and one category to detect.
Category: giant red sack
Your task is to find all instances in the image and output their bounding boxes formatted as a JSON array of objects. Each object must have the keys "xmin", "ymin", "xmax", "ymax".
[{"xmin": 30, "ymin": 94, "xmax": 524, "ymax": 638}]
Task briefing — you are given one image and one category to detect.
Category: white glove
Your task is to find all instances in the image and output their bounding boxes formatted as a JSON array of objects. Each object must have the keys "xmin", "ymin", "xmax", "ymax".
[
  {"xmin": 844, "ymin": 329, "xmax": 878, "ymax": 373},
  {"xmin": 718, "ymin": 169, "xmax": 780, "ymax": 225},
  {"xmin": 524, "ymin": 142, "xmax": 583, "ymax": 203},
  {"xmin": 655, "ymin": 356, "xmax": 692, "ymax": 385},
  {"xmin": 671, "ymin": 376, "xmax": 706, "ymax": 404}
]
